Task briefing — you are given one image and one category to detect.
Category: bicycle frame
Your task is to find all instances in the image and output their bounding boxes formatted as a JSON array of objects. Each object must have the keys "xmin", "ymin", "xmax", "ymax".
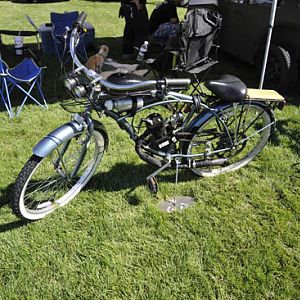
[
  {"xmin": 42, "ymin": 12, "xmax": 277, "ymax": 174},
  {"xmin": 33, "ymin": 13, "xmax": 275, "ymax": 169}
]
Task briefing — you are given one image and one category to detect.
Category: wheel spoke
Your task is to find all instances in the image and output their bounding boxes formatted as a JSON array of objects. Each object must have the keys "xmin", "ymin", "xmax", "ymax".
[{"xmin": 24, "ymin": 176, "xmax": 68, "ymax": 209}]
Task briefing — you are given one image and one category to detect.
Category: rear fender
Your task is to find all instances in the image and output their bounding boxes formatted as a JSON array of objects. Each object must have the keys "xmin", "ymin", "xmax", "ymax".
[
  {"xmin": 33, "ymin": 121, "xmax": 84, "ymax": 158},
  {"xmin": 187, "ymin": 101, "xmax": 275, "ymax": 133},
  {"xmin": 187, "ymin": 103, "xmax": 228, "ymax": 132}
]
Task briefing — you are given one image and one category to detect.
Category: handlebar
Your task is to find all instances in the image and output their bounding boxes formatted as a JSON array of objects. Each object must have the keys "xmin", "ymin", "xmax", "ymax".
[
  {"xmin": 70, "ymin": 12, "xmax": 191, "ymax": 93},
  {"xmin": 74, "ymin": 12, "xmax": 87, "ymax": 28},
  {"xmin": 161, "ymin": 78, "xmax": 191, "ymax": 87}
]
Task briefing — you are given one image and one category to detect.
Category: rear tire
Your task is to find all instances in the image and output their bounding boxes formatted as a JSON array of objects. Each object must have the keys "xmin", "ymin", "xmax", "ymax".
[
  {"xmin": 12, "ymin": 126, "xmax": 106, "ymax": 220},
  {"xmin": 183, "ymin": 102, "xmax": 273, "ymax": 177}
]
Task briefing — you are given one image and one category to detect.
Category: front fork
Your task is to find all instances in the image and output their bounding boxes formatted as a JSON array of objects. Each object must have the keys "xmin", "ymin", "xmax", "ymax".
[{"xmin": 69, "ymin": 113, "xmax": 94, "ymax": 178}]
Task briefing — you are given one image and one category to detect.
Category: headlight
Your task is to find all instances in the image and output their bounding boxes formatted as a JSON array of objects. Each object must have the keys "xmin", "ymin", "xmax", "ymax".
[
  {"xmin": 64, "ymin": 77, "xmax": 79, "ymax": 91},
  {"xmin": 73, "ymin": 85, "xmax": 86, "ymax": 98}
]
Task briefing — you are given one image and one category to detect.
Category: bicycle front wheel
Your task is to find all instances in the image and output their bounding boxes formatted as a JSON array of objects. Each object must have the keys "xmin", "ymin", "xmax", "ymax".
[
  {"xmin": 184, "ymin": 102, "xmax": 273, "ymax": 177},
  {"xmin": 12, "ymin": 126, "xmax": 106, "ymax": 220}
]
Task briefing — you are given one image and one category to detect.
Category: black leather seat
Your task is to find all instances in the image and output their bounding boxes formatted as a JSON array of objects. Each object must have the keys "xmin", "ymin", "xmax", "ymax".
[{"xmin": 205, "ymin": 74, "xmax": 247, "ymax": 102}]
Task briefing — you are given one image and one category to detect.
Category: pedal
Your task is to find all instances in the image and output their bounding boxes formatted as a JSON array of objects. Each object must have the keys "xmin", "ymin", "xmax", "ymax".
[
  {"xmin": 147, "ymin": 176, "xmax": 158, "ymax": 194},
  {"xmin": 146, "ymin": 160, "xmax": 170, "ymax": 194}
]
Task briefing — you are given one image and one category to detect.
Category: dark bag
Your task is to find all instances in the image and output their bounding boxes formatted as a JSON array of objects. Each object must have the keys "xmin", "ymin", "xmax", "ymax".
[{"xmin": 178, "ymin": 8, "xmax": 222, "ymax": 70}]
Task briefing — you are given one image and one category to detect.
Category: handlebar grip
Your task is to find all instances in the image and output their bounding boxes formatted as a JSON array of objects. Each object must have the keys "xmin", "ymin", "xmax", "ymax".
[
  {"xmin": 164, "ymin": 78, "xmax": 191, "ymax": 87},
  {"xmin": 74, "ymin": 12, "xmax": 87, "ymax": 27}
]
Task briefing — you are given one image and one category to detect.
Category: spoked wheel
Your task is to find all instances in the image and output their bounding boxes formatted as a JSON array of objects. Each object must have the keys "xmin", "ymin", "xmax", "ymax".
[
  {"xmin": 12, "ymin": 126, "xmax": 106, "ymax": 220},
  {"xmin": 184, "ymin": 102, "xmax": 273, "ymax": 177}
]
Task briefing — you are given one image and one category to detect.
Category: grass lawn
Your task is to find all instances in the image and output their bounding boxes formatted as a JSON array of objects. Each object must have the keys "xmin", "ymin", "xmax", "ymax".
[{"xmin": 0, "ymin": 0, "xmax": 300, "ymax": 299}]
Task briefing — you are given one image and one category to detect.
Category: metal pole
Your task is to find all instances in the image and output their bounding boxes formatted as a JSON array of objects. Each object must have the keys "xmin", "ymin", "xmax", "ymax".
[{"xmin": 259, "ymin": 0, "xmax": 278, "ymax": 89}]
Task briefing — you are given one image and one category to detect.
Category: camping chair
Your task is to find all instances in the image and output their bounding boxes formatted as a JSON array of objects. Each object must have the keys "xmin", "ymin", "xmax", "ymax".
[
  {"xmin": 0, "ymin": 57, "xmax": 47, "ymax": 117},
  {"xmin": 50, "ymin": 11, "xmax": 88, "ymax": 65},
  {"xmin": 145, "ymin": 7, "xmax": 222, "ymax": 94},
  {"xmin": 0, "ymin": 16, "xmax": 42, "ymax": 65}
]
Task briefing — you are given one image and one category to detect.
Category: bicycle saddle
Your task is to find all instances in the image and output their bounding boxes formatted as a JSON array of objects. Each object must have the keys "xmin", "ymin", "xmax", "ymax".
[
  {"xmin": 106, "ymin": 72, "xmax": 147, "ymax": 85},
  {"xmin": 205, "ymin": 74, "xmax": 247, "ymax": 102}
]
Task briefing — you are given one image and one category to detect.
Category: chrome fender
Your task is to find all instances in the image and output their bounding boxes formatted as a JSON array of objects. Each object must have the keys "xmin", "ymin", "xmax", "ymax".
[
  {"xmin": 187, "ymin": 103, "xmax": 228, "ymax": 132},
  {"xmin": 187, "ymin": 101, "xmax": 275, "ymax": 133},
  {"xmin": 33, "ymin": 121, "xmax": 84, "ymax": 157}
]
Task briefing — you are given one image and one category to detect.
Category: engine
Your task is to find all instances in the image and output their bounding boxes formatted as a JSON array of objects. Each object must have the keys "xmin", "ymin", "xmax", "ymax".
[{"xmin": 135, "ymin": 112, "xmax": 184, "ymax": 166}]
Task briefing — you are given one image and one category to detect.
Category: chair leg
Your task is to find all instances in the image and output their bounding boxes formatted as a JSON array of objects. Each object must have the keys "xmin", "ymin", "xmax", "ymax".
[
  {"xmin": 16, "ymin": 82, "xmax": 35, "ymax": 116},
  {"xmin": 36, "ymin": 78, "xmax": 48, "ymax": 109},
  {"xmin": 15, "ymin": 78, "xmax": 48, "ymax": 116},
  {"xmin": 190, "ymin": 78, "xmax": 204, "ymax": 95},
  {"xmin": 0, "ymin": 88, "xmax": 13, "ymax": 118},
  {"xmin": 1, "ymin": 78, "xmax": 14, "ymax": 118}
]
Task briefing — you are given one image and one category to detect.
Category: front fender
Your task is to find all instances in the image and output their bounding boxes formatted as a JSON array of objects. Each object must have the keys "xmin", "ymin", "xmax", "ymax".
[{"xmin": 33, "ymin": 121, "xmax": 84, "ymax": 157}]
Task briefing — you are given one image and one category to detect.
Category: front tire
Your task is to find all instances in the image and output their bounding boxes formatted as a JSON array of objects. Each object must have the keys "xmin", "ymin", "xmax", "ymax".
[
  {"xmin": 184, "ymin": 102, "xmax": 273, "ymax": 177},
  {"xmin": 12, "ymin": 126, "xmax": 106, "ymax": 220}
]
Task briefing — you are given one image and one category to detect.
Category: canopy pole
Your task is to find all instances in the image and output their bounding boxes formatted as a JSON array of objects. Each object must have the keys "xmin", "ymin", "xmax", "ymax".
[{"xmin": 259, "ymin": 0, "xmax": 278, "ymax": 89}]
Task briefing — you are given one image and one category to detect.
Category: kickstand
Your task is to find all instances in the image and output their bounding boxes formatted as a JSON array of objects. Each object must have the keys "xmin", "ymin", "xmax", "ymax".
[
  {"xmin": 146, "ymin": 160, "xmax": 171, "ymax": 193},
  {"xmin": 168, "ymin": 158, "xmax": 180, "ymax": 205}
]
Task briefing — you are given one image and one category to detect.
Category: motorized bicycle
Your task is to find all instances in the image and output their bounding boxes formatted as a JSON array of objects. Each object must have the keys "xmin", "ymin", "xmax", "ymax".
[{"xmin": 11, "ymin": 12, "xmax": 285, "ymax": 220}]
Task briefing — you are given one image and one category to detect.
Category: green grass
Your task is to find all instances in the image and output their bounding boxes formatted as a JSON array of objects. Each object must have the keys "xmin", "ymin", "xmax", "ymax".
[{"xmin": 0, "ymin": 1, "xmax": 300, "ymax": 299}]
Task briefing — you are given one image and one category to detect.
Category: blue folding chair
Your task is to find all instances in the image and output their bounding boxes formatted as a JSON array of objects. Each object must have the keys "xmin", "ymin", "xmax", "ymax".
[
  {"xmin": 50, "ymin": 11, "xmax": 88, "ymax": 64},
  {"xmin": 0, "ymin": 57, "xmax": 48, "ymax": 117}
]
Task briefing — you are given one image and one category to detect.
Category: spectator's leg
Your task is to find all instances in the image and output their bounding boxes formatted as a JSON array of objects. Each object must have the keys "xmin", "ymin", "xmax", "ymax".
[
  {"xmin": 133, "ymin": 6, "xmax": 149, "ymax": 50},
  {"xmin": 123, "ymin": 12, "xmax": 135, "ymax": 55}
]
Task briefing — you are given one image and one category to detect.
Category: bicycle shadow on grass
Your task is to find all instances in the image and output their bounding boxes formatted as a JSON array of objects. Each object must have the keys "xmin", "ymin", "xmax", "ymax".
[
  {"xmin": 0, "ymin": 184, "xmax": 29, "ymax": 233},
  {"xmin": 86, "ymin": 162, "xmax": 195, "ymax": 194},
  {"xmin": 0, "ymin": 219, "xmax": 28, "ymax": 233},
  {"xmin": 0, "ymin": 162, "xmax": 196, "ymax": 229},
  {"xmin": 0, "ymin": 184, "xmax": 12, "ymax": 208},
  {"xmin": 270, "ymin": 119, "xmax": 300, "ymax": 157}
]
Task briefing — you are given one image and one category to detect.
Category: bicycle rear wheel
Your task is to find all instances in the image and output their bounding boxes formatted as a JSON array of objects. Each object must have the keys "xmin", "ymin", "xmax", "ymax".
[
  {"xmin": 12, "ymin": 126, "xmax": 106, "ymax": 220},
  {"xmin": 184, "ymin": 102, "xmax": 273, "ymax": 177}
]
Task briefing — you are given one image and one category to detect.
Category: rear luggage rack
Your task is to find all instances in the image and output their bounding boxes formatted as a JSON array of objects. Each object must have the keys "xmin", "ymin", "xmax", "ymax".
[{"xmin": 246, "ymin": 88, "xmax": 285, "ymax": 103}]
